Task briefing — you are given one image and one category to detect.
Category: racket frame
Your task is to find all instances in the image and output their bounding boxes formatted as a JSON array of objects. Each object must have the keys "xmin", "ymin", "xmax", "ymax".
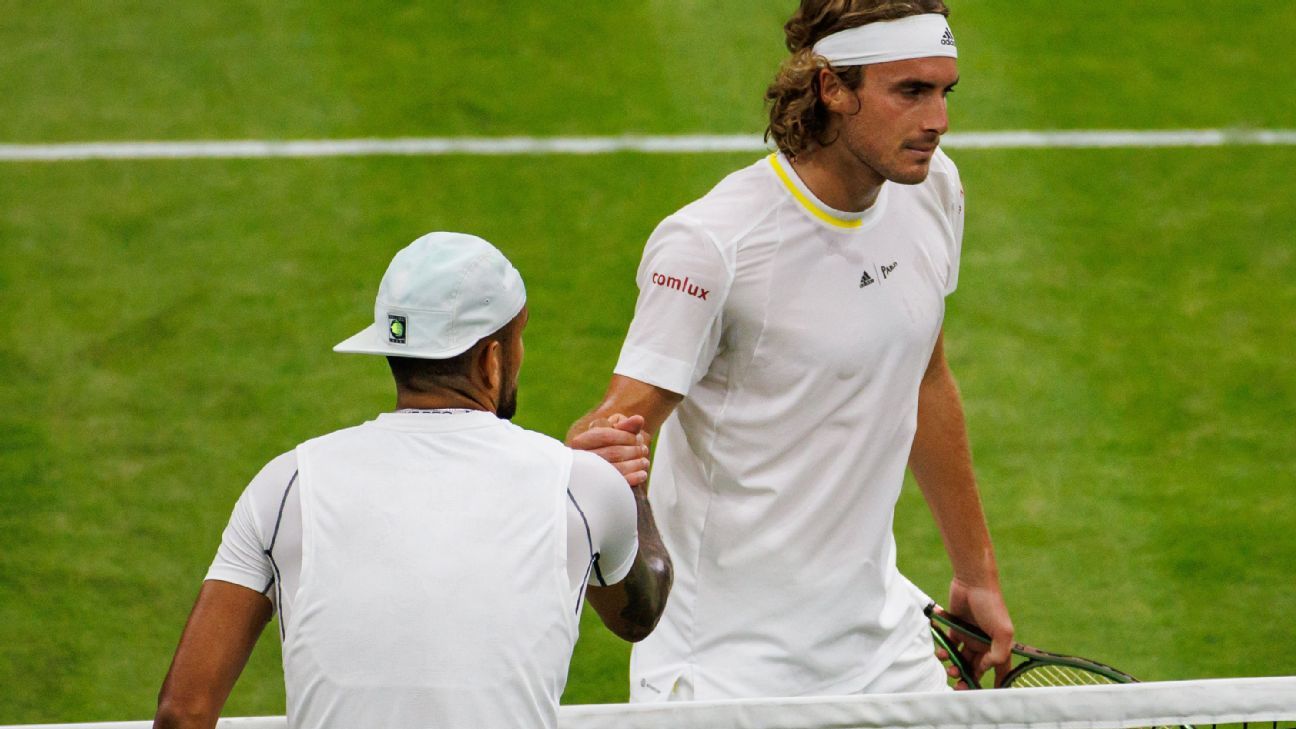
[{"xmin": 924, "ymin": 602, "xmax": 1140, "ymax": 688}]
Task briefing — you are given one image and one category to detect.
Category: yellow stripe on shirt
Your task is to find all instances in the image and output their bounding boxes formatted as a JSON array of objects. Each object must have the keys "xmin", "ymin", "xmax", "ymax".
[{"xmin": 767, "ymin": 153, "xmax": 863, "ymax": 229}]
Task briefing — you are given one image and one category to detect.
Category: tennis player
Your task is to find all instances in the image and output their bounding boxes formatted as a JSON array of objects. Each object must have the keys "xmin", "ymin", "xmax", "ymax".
[
  {"xmin": 154, "ymin": 232, "xmax": 672, "ymax": 729},
  {"xmin": 569, "ymin": 0, "xmax": 1013, "ymax": 700}
]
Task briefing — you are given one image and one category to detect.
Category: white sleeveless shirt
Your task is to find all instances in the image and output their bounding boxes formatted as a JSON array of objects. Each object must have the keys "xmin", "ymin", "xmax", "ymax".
[{"xmin": 283, "ymin": 411, "xmax": 580, "ymax": 729}]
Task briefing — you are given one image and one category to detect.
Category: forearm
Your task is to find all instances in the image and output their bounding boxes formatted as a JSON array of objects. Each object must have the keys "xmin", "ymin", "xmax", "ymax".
[
  {"xmin": 910, "ymin": 335, "xmax": 1015, "ymax": 675},
  {"xmin": 620, "ymin": 485, "xmax": 675, "ymax": 636},
  {"xmin": 153, "ymin": 581, "xmax": 271, "ymax": 729},
  {"xmin": 566, "ymin": 377, "xmax": 683, "ymax": 487},
  {"xmin": 566, "ymin": 375, "xmax": 682, "ymax": 446},
  {"xmin": 909, "ymin": 360, "xmax": 999, "ymax": 587},
  {"xmin": 586, "ymin": 485, "xmax": 673, "ymax": 642},
  {"xmin": 153, "ymin": 704, "xmax": 216, "ymax": 729}
]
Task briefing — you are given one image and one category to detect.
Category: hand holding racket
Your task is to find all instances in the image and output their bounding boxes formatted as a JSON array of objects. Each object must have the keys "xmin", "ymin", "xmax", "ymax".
[
  {"xmin": 926, "ymin": 602, "xmax": 1142, "ymax": 689},
  {"xmin": 943, "ymin": 580, "xmax": 1015, "ymax": 687}
]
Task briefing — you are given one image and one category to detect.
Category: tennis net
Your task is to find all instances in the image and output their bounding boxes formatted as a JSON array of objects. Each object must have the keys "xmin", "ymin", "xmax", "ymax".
[{"xmin": 3, "ymin": 676, "xmax": 1293, "ymax": 729}]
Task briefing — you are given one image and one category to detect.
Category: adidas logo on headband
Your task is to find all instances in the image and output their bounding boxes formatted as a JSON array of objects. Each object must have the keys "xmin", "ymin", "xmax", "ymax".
[{"xmin": 812, "ymin": 14, "xmax": 959, "ymax": 66}]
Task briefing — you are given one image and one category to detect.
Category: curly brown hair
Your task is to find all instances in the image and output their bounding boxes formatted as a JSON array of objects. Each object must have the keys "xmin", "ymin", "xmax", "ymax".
[{"xmin": 764, "ymin": 0, "xmax": 950, "ymax": 158}]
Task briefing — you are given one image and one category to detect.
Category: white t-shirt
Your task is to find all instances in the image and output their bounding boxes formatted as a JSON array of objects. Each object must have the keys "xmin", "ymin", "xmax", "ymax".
[
  {"xmin": 615, "ymin": 151, "xmax": 963, "ymax": 700},
  {"xmin": 206, "ymin": 410, "xmax": 638, "ymax": 729}
]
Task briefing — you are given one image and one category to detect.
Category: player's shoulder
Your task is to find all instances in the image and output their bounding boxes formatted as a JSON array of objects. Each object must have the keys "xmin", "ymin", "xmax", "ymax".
[
  {"xmin": 569, "ymin": 448, "xmax": 627, "ymax": 488},
  {"xmin": 661, "ymin": 155, "xmax": 782, "ymax": 252},
  {"xmin": 925, "ymin": 148, "xmax": 961, "ymax": 192},
  {"xmin": 498, "ymin": 421, "xmax": 582, "ymax": 464},
  {"xmin": 505, "ymin": 427, "xmax": 628, "ymax": 497},
  {"xmin": 929, "ymin": 146, "xmax": 959, "ymax": 175},
  {"xmin": 235, "ymin": 448, "xmax": 300, "ymax": 527},
  {"xmin": 248, "ymin": 449, "xmax": 299, "ymax": 491},
  {"xmin": 914, "ymin": 147, "xmax": 963, "ymax": 212},
  {"xmin": 294, "ymin": 421, "xmax": 372, "ymax": 454},
  {"xmin": 567, "ymin": 451, "xmax": 635, "ymax": 526},
  {"xmin": 682, "ymin": 154, "xmax": 779, "ymax": 212}
]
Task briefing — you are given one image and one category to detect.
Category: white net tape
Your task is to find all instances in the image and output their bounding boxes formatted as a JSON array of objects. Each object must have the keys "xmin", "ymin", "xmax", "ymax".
[{"xmin": 4, "ymin": 677, "xmax": 1294, "ymax": 729}]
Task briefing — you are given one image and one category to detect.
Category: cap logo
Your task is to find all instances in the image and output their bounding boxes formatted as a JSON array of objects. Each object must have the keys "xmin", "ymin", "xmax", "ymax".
[{"xmin": 387, "ymin": 314, "xmax": 407, "ymax": 344}]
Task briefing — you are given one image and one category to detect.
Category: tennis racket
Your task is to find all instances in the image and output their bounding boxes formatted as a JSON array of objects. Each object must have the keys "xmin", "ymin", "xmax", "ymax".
[{"xmin": 925, "ymin": 602, "xmax": 1140, "ymax": 689}]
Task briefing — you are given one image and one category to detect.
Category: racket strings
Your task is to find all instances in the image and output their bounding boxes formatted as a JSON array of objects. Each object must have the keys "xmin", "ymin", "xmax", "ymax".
[
  {"xmin": 1006, "ymin": 666, "xmax": 1198, "ymax": 729},
  {"xmin": 1007, "ymin": 663, "xmax": 1119, "ymax": 688}
]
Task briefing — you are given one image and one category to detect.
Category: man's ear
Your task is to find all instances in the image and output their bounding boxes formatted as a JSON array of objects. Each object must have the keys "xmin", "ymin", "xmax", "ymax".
[
  {"xmin": 478, "ymin": 340, "xmax": 504, "ymax": 391},
  {"xmin": 818, "ymin": 67, "xmax": 849, "ymax": 112}
]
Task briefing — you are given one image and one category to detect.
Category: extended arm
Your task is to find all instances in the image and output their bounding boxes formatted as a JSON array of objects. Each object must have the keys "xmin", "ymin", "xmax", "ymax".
[
  {"xmin": 154, "ymin": 581, "xmax": 272, "ymax": 729},
  {"xmin": 569, "ymin": 377, "xmax": 682, "ymax": 641},
  {"xmin": 584, "ymin": 481, "xmax": 673, "ymax": 642},
  {"xmin": 569, "ymin": 375, "xmax": 683, "ymax": 439},
  {"xmin": 909, "ymin": 330, "xmax": 1014, "ymax": 682}
]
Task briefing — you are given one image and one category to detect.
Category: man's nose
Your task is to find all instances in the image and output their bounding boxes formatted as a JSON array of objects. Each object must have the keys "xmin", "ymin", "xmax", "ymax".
[{"xmin": 925, "ymin": 96, "xmax": 950, "ymax": 136}]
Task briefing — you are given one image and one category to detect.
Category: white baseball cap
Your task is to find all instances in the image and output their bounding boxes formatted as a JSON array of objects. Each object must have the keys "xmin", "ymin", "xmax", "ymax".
[{"xmin": 334, "ymin": 231, "xmax": 527, "ymax": 359}]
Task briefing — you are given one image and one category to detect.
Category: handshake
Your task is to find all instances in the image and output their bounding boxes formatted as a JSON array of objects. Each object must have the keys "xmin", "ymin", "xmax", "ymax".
[{"xmin": 569, "ymin": 413, "xmax": 653, "ymax": 487}]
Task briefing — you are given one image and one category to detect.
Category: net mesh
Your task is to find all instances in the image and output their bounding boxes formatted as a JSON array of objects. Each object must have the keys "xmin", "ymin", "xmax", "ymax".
[{"xmin": 3, "ymin": 677, "xmax": 1293, "ymax": 729}]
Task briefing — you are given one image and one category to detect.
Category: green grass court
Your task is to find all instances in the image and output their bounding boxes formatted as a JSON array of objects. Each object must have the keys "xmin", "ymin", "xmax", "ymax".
[{"xmin": 2, "ymin": 1, "xmax": 1294, "ymax": 724}]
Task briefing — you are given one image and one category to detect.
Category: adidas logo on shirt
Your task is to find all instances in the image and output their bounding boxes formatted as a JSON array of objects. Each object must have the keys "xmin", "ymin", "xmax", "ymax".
[
  {"xmin": 941, "ymin": 29, "xmax": 956, "ymax": 46},
  {"xmin": 861, "ymin": 262, "xmax": 899, "ymax": 288}
]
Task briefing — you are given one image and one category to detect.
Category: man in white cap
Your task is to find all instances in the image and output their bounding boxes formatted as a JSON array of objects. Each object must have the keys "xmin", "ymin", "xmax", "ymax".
[
  {"xmin": 569, "ymin": 0, "xmax": 1012, "ymax": 700},
  {"xmin": 154, "ymin": 232, "xmax": 673, "ymax": 729}
]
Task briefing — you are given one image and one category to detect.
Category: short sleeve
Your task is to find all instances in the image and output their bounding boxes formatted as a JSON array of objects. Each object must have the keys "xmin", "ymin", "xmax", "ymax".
[
  {"xmin": 567, "ymin": 451, "xmax": 638, "ymax": 586},
  {"xmin": 204, "ymin": 450, "xmax": 297, "ymax": 594},
  {"xmin": 613, "ymin": 216, "xmax": 732, "ymax": 396}
]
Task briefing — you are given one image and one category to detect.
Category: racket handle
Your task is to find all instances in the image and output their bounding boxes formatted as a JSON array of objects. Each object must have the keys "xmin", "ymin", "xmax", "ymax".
[{"xmin": 924, "ymin": 602, "xmax": 994, "ymax": 645}]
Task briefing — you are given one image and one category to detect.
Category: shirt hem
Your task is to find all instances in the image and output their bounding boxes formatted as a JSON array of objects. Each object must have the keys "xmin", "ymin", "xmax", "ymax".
[{"xmin": 202, "ymin": 570, "xmax": 270, "ymax": 593}]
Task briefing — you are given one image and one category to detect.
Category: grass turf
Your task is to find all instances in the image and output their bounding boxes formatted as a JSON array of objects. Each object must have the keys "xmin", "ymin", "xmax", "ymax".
[
  {"xmin": 1, "ymin": 0, "xmax": 1294, "ymax": 724},
  {"xmin": 3, "ymin": 1, "xmax": 1295, "ymax": 142},
  {"xmin": 2, "ymin": 149, "xmax": 1294, "ymax": 721}
]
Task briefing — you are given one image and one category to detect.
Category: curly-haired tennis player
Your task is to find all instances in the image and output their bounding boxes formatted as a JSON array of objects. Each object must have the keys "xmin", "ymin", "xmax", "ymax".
[{"xmin": 569, "ymin": 0, "xmax": 1013, "ymax": 701}]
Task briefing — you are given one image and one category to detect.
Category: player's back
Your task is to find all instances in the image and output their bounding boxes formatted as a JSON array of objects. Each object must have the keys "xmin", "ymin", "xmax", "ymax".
[{"xmin": 283, "ymin": 411, "xmax": 578, "ymax": 729}]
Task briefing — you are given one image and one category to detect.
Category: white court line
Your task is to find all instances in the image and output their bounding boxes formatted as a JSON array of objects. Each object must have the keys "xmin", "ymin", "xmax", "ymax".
[{"xmin": 2, "ymin": 130, "xmax": 1296, "ymax": 161}]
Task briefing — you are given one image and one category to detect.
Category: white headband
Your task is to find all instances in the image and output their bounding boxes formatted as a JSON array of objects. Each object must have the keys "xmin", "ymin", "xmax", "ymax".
[{"xmin": 811, "ymin": 14, "xmax": 957, "ymax": 67}]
